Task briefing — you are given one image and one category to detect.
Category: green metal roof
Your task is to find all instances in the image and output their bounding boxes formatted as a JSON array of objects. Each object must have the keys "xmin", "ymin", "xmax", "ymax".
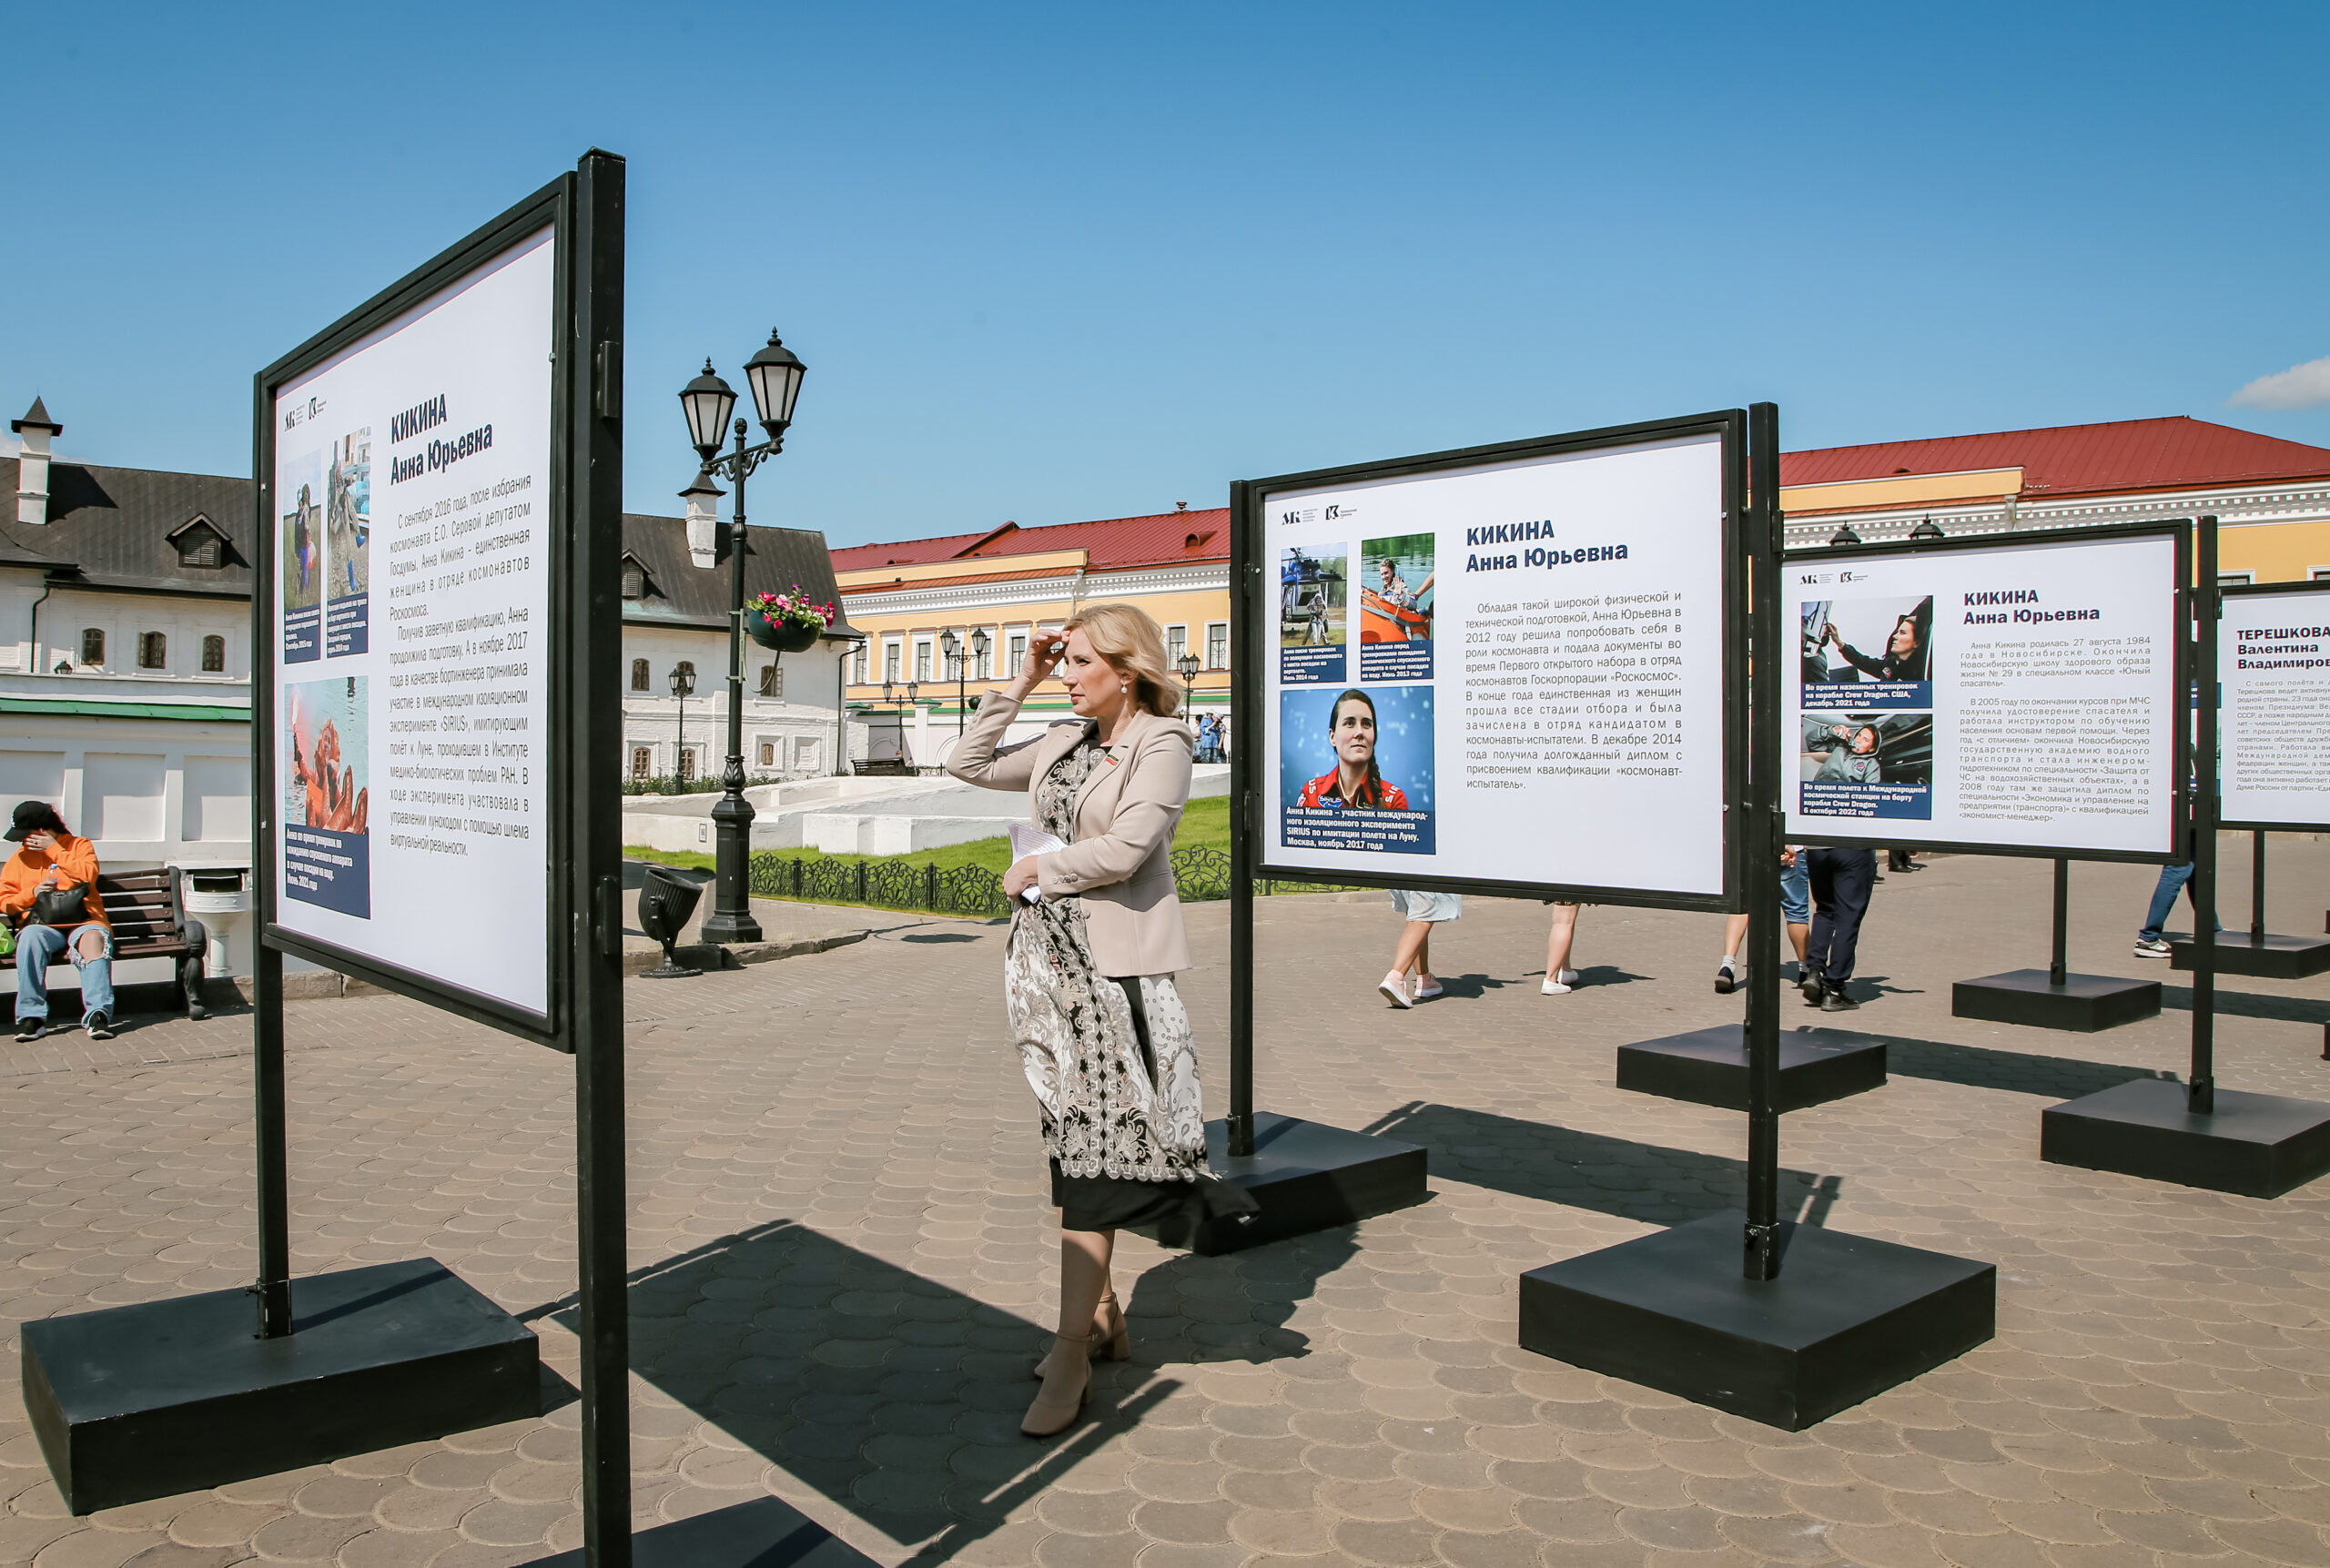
[{"xmin": 0, "ymin": 696, "xmax": 249, "ymax": 723}]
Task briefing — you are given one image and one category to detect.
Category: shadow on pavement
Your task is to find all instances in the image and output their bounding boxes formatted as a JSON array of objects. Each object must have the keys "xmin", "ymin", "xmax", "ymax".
[
  {"xmin": 533, "ymin": 1219, "xmax": 1178, "ymax": 1562},
  {"xmin": 1121, "ymin": 1226, "xmax": 1361, "ymax": 1368},
  {"xmin": 1878, "ymin": 1034, "xmax": 2176, "ymax": 1098},
  {"xmin": 2161, "ymin": 984, "xmax": 2330, "ymax": 1027},
  {"xmin": 1361, "ymin": 1101, "xmax": 1841, "ymax": 1228}
]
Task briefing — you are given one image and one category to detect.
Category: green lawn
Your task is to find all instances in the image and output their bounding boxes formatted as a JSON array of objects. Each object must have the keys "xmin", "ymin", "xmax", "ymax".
[{"xmin": 627, "ymin": 792, "xmax": 1231, "ymax": 882}]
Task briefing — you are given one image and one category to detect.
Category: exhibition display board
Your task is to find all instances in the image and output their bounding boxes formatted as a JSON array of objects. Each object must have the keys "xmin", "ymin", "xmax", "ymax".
[
  {"xmin": 1783, "ymin": 525, "xmax": 2188, "ymax": 861},
  {"xmin": 242, "ymin": 153, "xmax": 632, "ymax": 1568},
  {"xmin": 265, "ymin": 230, "xmax": 560, "ymax": 1026},
  {"xmin": 1246, "ymin": 412, "xmax": 1744, "ymax": 909},
  {"xmin": 2219, "ymin": 581, "xmax": 2330, "ymax": 833}
]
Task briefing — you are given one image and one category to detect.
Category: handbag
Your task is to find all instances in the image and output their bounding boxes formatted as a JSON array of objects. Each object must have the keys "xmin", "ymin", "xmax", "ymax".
[{"xmin": 27, "ymin": 885, "xmax": 87, "ymax": 928}]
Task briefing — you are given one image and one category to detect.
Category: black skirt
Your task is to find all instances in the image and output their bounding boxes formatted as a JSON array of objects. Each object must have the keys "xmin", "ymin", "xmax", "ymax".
[{"xmin": 1049, "ymin": 977, "xmax": 1259, "ymax": 1241}]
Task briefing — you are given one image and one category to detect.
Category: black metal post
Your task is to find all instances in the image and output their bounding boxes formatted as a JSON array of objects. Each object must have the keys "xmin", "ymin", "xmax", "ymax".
[
  {"xmin": 957, "ymin": 652, "xmax": 968, "ymax": 736},
  {"xmin": 674, "ymin": 687, "xmax": 685, "ymax": 784},
  {"xmin": 1226, "ymin": 481, "xmax": 1257, "ymax": 1158},
  {"xmin": 1744, "ymin": 402, "xmax": 1784, "ymax": 1281},
  {"xmin": 571, "ymin": 147, "xmax": 633, "ymax": 1568},
  {"xmin": 2050, "ymin": 858, "xmax": 2070, "ymax": 987},
  {"xmin": 250, "ymin": 941, "xmax": 292, "ymax": 1338},
  {"xmin": 2191, "ymin": 515, "xmax": 2218, "ymax": 1116},
  {"xmin": 2252, "ymin": 830, "xmax": 2266, "ymax": 944},
  {"xmin": 702, "ymin": 419, "xmax": 763, "ymax": 944}
]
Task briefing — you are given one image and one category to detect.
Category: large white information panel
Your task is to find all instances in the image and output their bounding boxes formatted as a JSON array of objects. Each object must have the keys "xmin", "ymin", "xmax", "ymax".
[
  {"xmin": 1785, "ymin": 531, "xmax": 2181, "ymax": 857},
  {"xmin": 268, "ymin": 229, "xmax": 554, "ymax": 1015},
  {"xmin": 2220, "ymin": 583, "xmax": 2330, "ymax": 830},
  {"xmin": 1260, "ymin": 430, "xmax": 1730, "ymax": 898}
]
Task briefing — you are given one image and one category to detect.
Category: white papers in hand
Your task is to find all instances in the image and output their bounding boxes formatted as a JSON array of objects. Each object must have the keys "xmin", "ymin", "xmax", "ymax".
[{"xmin": 1009, "ymin": 823, "xmax": 1066, "ymax": 903}]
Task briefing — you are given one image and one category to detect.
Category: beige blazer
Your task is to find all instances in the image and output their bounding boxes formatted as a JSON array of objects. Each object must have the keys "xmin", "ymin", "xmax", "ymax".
[{"xmin": 947, "ymin": 691, "xmax": 1193, "ymax": 977}]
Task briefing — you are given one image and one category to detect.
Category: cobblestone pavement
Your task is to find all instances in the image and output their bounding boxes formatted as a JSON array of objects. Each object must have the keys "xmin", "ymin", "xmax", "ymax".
[{"xmin": 5, "ymin": 841, "xmax": 2330, "ymax": 1567}]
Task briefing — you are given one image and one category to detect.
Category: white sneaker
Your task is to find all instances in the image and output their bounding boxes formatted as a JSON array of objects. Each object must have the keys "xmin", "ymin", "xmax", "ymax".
[
  {"xmin": 1557, "ymin": 968, "xmax": 1581, "ymax": 986},
  {"xmin": 1542, "ymin": 977, "xmax": 1573, "ymax": 996},
  {"xmin": 1379, "ymin": 972, "xmax": 1413, "ymax": 1008},
  {"xmin": 1413, "ymin": 978, "xmax": 1444, "ymax": 1002}
]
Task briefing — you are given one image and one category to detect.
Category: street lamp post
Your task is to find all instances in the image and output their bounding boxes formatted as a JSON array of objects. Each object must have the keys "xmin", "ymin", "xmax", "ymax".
[
  {"xmin": 669, "ymin": 664, "xmax": 694, "ymax": 784},
  {"xmin": 1177, "ymin": 652, "xmax": 1200, "ymax": 732},
  {"xmin": 677, "ymin": 330, "xmax": 807, "ymax": 945},
  {"xmin": 941, "ymin": 629, "xmax": 991, "ymax": 735}
]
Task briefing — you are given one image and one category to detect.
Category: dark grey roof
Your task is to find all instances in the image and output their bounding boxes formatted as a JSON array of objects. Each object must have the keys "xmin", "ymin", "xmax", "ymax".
[
  {"xmin": 12, "ymin": 397, "xmax": 58, "ymax": 435},
  {"xmin": 620, "ymin": 512, "xmax": 864, "ymax": 640},
  {"xmin": 0, "ymin": 457, "xmax": 857, "ymax": 634},
  {"xmin": 0, "ymin": 456, "xmax": 253, "ymax": 594}
]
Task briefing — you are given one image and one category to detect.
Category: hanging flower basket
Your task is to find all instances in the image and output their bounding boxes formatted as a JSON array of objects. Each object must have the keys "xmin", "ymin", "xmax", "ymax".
[{"xmin": 745, "ymin": 589, "xmax": 836, "ymax": 652}]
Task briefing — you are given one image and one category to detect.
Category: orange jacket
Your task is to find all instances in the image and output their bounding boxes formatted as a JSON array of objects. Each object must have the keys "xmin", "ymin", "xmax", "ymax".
[{"xmin": 0, "ymin": 832, "xmax": 108, "ymax": 931}]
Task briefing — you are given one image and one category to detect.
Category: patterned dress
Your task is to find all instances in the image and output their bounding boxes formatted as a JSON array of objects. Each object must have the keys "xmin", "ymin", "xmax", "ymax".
[{"xmin": 1004, "ymin": 733, "xmax": 1255, "ymax": 1238}]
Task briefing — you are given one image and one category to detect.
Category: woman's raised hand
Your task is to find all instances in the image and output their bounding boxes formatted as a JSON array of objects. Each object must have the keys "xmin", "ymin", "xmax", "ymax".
[{"xmin": 1011, "ymin": 632, "xmax": 1069, "ymax": 694}]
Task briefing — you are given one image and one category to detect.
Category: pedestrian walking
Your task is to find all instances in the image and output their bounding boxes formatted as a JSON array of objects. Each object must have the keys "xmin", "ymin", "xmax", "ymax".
[
  {"xmin": 1716, "ymin": 845, "xmax": 1810, "ymax": 993},
  {"xmin": 1542, "ymin": 902, "xmax": 1583, "ymax": 996},
  {"xmin": 2133, "ymin": 786, "xmax": 2222, "ymax": 957},
  {"xmin": 1379, "ymin": 888, "xmax": 1460, "ymax": 1007},
  {"xmin": 1800, "ymin": 845, "xmax": 1877, "ymax": 1011},
  {"xmin": 947, "ymin": 602, "xmax": 1257, "ymax": 1439}
]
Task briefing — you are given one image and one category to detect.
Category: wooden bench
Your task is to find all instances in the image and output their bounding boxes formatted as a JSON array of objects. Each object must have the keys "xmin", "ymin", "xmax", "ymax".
[
  {"xmin": 852, "ymin": 757, "xmax": 915, "ymax": 776},
  {"xmin": 3, "ymin": 867, "xmax": 209, "ymax": 1020}
]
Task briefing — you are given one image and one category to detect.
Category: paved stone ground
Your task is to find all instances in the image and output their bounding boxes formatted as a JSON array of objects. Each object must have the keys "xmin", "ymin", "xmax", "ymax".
[{"xmin": 5, "ymin": 839, "xmax": 2330, "ymax": 1567}]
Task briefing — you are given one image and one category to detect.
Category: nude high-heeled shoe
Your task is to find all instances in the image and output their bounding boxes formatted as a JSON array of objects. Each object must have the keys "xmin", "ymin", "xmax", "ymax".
[
  {"xmin": 1021, "ymin": 1335, "xmax": 1092, "ymax": 1438},
  {"xmin": 1034, "ymin": 1294, "xmax": 1129, "ymax": 1379}
]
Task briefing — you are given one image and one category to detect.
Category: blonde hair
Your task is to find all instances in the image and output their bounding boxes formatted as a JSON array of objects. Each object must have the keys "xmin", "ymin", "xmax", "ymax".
[{"xmin": 1062, "ymin": 602, "xmax": 1181, "ymax": 717}]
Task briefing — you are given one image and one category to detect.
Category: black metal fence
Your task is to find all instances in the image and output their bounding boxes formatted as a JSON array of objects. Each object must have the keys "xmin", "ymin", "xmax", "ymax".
[{"xmin": 742, "ymin": 844, "xmax": 1346, "ymax": 916}]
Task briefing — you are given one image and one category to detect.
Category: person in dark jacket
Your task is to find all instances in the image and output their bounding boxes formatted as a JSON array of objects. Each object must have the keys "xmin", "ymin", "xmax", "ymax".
[{"xmin": 1822, "ymin": 606, "xmax": 1929, "ymax": 683}]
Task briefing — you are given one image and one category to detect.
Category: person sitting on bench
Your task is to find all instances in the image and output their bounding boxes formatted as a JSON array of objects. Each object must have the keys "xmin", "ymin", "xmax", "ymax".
[{"xmin": 5, "ymin": 802, "xmax": 115, "ymax": 1042}]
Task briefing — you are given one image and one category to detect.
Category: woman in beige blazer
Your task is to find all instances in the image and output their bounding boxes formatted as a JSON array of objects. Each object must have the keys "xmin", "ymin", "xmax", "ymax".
[{"xmin": 948, "ymin": 602, "xmax": 1255, "ymax": 1437}]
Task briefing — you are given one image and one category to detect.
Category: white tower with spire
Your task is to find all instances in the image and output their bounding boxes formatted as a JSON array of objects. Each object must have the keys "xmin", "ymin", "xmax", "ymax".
[{"xmin": 12, "ymin": 397, "xmax": 61, "ymax": 525}]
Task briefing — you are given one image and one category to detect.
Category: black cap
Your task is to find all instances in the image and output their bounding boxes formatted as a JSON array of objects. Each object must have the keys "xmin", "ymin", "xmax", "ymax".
[{"xmin": 5, "ymin": 801, "xmax": 66, "ymax": 842}]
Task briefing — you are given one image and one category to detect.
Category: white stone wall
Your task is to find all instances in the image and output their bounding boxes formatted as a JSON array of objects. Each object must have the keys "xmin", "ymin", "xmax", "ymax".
[{"xmin": 619, "ymin": 622, "xmax": 852, "ymax": 782}]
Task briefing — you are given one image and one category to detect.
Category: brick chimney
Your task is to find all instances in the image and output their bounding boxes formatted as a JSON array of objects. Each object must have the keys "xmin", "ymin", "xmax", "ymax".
[
  {"xmin": 680, "ymin": 468, "xmax": 724, "ymax": 569},
  {"xmin": 12, "ymin": 398, "xmax": 60, "ymax": 525}
]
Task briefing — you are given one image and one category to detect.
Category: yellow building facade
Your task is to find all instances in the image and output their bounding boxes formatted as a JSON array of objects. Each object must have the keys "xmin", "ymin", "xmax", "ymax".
[{"xmin": 831, "ymin": 509, "xmax": 1231, "ymax": 769}]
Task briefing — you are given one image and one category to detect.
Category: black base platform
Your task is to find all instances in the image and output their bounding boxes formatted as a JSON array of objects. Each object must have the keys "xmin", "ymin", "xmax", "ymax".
[
  {"xmin": 2041, "ymin": 1077, "xmax": 2330, "ymax": 1198},
  {"xmin": 521, "ymin": 1496, "xmax": 875, "ymax": 1567},
  {"xmin": 2168, "ymin": 931, "xmax": 2330, "ymax": 979},
  {"xmin": 1952, "ymin": 969, "xmax": 2163, "ymax": 1033},
  {"xmin": 1518, "ymin": 1211, "xmax": 1995, "ymax": 1431},
  {"xmin": 22, "ymin": 1259, "xmax": 539, "ymax": 1514},
  {"xmin": 1615, "ymin": 1024, "xmax": 1887, "ymax": 1112},
  {"xmin": 1189, "ymin": 1112, "xmax": 1427, "ymax": 1255}
]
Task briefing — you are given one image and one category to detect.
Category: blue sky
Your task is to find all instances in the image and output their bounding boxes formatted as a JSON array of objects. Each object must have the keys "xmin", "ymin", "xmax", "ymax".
[{"xmin": 5, "ymin": 4, "xmax": 2326, "ymax": 547}]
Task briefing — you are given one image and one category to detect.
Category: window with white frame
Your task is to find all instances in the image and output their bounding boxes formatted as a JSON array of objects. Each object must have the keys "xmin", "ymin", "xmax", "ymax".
[
  {"xmin": 138, "ymin": 632, "xmax": 167, "ymax": 670},
  {"xmin": 201, "ymin": 635, "xmax": 227, "ymax": 673},
  {"xmin": 852, "ymin": 642, "xmax": 870, "ymax": 683},
  {"xmin": 1008, "ymin": 631, "xmax": 1028, "ymax": 675},
  {"xmin": 759, "ymin": 663, "xmax": 783, "ymax": 699},
  {"xmin": 914, "ymin": 640, "xmax": 932, "ymax": 681},
  {"xmin": 884, "ymin": 640, "xmax": 902, "ymax": 682},
  {"xmin": 975, "ymin": 632, "xmax": 993, "ymax": 679},
  {"xmin": 2218, "ymin": 572, "xmax": 2254, "ymax": 587},
  {"xmin": 1206, "ymin": 622, "xmax": 1228, "ymax": 669},
  {"xmin": 631, "ymin": 747, "xmax": 653, "ymax": 780},
  {"xmin": 630, "ymin": 657, "xmax": 650, "ymax": 692},
  {"xmin": 1166, "ymin": 624, "xmax": 1188, "ymax": 665},
  {"xmin": 758, "ymin": 741, "xmax": 776, "ymax": 767},
  {"xmin": 80, "ymin": 628, "xmax": 105, "ymax": 667}
]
